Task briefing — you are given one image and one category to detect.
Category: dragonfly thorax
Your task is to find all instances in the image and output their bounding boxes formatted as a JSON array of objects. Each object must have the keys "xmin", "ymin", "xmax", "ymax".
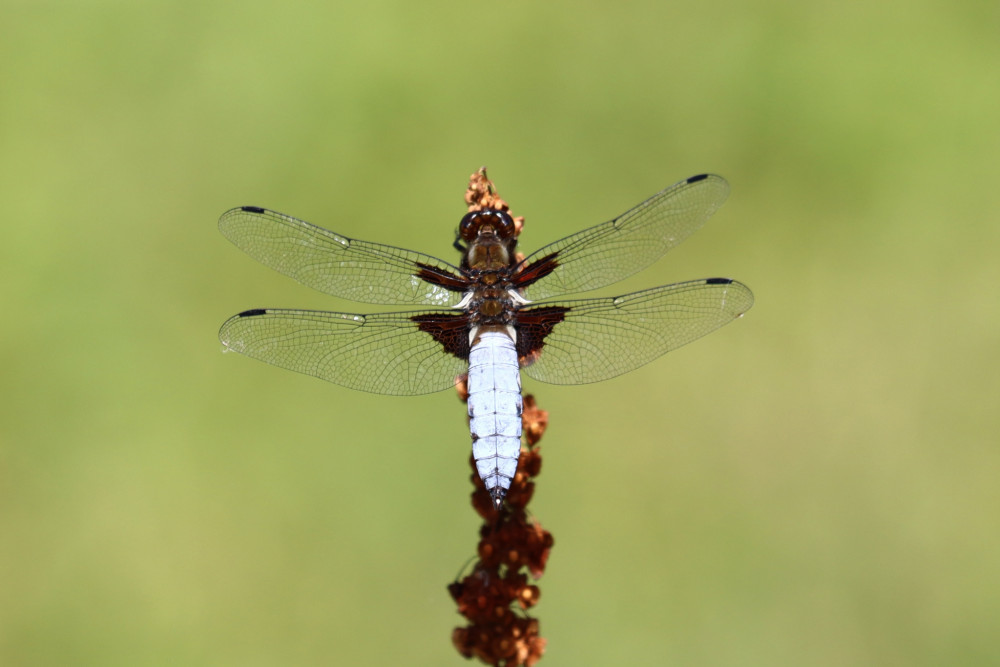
[
  {"xmin": 465, "ymin": 237, "xmax": 511, "ymax": 271},
  {"xmin": 462, "ymin": 285, "xmax": 519, "ymax": 326}
]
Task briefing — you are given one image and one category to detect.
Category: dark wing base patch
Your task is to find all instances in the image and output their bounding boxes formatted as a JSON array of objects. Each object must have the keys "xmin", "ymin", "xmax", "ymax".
[
  {"xmin": 412, "ymin": 312, "xmax": 472, "ymax": 360},
  {"xmin": 514, "ymin": 305, "xmax": 569, "ymax": 366}
]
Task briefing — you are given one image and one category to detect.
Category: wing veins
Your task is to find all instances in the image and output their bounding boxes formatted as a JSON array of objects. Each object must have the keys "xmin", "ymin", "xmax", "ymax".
[
  {"xmin": 519, "ymin": 175, "xmax": 730, "ymax": 300},
  {"xmin": 219, "ymin": 308, "xmax": 467, "ymax": 395},
  {"xmin": 522, "ymin": 278, "xmax": 752, "ymax": 384},
  {"xmin": 219, "ymin": 207, "xmax": 465, "ymax": 307}
]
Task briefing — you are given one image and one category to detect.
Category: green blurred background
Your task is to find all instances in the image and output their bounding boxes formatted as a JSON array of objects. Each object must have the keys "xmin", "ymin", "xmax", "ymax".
[{"xmin": 2, "ymin": 1, "xmax": 998, "ymax": 665}]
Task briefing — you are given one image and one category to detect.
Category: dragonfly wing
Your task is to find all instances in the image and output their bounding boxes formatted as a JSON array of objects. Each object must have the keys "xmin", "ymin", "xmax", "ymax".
[
  {"xmin": 519, "ymin": 278, "xmax": 753, "ymax": 385},
  {"xmin": 219, "ymin": 206, "xmax": 467, "ymax": 307},
  {"xmin": 219, "ymin": 308, "xmax": 470, "ymax": 396},
  {"xmin": 518, "ymin": 174, "xmax": 730, "ymax": 301}
]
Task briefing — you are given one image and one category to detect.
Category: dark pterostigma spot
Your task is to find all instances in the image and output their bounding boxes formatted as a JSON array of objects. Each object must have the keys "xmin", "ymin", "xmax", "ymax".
[
  {"xmin": 241, "ymin": 206, "xmax": 266, "ymax": 214},
  {"xmin": 687, "ymin": 174, "xmax": 708, "ymax": 183},
  {"xmin": 238, "ymin": 308, "xmax": 268, "ymax": 317},
  {"xmin": 705, "ymin": 277, "xmax": 733, "ymax": 285}
]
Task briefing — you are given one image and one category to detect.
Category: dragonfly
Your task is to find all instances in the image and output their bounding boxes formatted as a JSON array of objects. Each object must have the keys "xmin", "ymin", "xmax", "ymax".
[{"xmin": 219, "ymin": 173, "xmax": 753, "ymax": 506}]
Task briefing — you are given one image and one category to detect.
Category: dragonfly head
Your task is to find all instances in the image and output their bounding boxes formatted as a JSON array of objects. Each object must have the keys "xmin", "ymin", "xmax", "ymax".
[
  {"xmin": 459, "ymin": 209, "xmax": 516, "ymax": 241},
  {"xmin": 459, "ymin": 209, "xmax": 518, "ymax": 270}
]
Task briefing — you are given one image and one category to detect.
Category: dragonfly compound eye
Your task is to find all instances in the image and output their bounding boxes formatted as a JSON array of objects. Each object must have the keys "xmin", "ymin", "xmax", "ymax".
[{"xmin": 459, "ymin": 210, "xmax": 515, "ymax": 241}]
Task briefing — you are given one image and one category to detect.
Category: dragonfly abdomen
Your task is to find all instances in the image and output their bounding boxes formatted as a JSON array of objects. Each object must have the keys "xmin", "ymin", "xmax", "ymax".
[{"xmin": 467, "ymin": 329, "xmax": 522, "ymax": 506}]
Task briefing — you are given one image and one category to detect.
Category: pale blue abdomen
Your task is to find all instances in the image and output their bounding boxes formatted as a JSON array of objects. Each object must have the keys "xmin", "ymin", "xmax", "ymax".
[{"xmin": 467, "ymin": 329, "xmax": 523, "ymax": 504}]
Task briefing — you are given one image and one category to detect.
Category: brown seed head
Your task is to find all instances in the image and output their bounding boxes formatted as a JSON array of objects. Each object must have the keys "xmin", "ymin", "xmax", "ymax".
[
  {"xmin": 455, "ymin": 374, "xmax": 470, "ymax": 402},
  {"xmin": 522, "ymin": 395, "xmax": 549, "ymax": 447}
]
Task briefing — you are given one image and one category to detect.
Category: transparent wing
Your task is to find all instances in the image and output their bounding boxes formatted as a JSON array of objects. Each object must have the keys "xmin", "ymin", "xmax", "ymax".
[
  {"xmin": 219, "ymin": 206, "xmax": 466, "ymax": 307},
  {"xmin": 219, "ymin": 308, "xmax": 469, "ymax": 396},
  {"xmin": 518, "ymin": 174, "xmax": 730, "ymax": 301},
  {"xmin": 521, "ymin": 278, "xmax": 753, "ymax": 385}
]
